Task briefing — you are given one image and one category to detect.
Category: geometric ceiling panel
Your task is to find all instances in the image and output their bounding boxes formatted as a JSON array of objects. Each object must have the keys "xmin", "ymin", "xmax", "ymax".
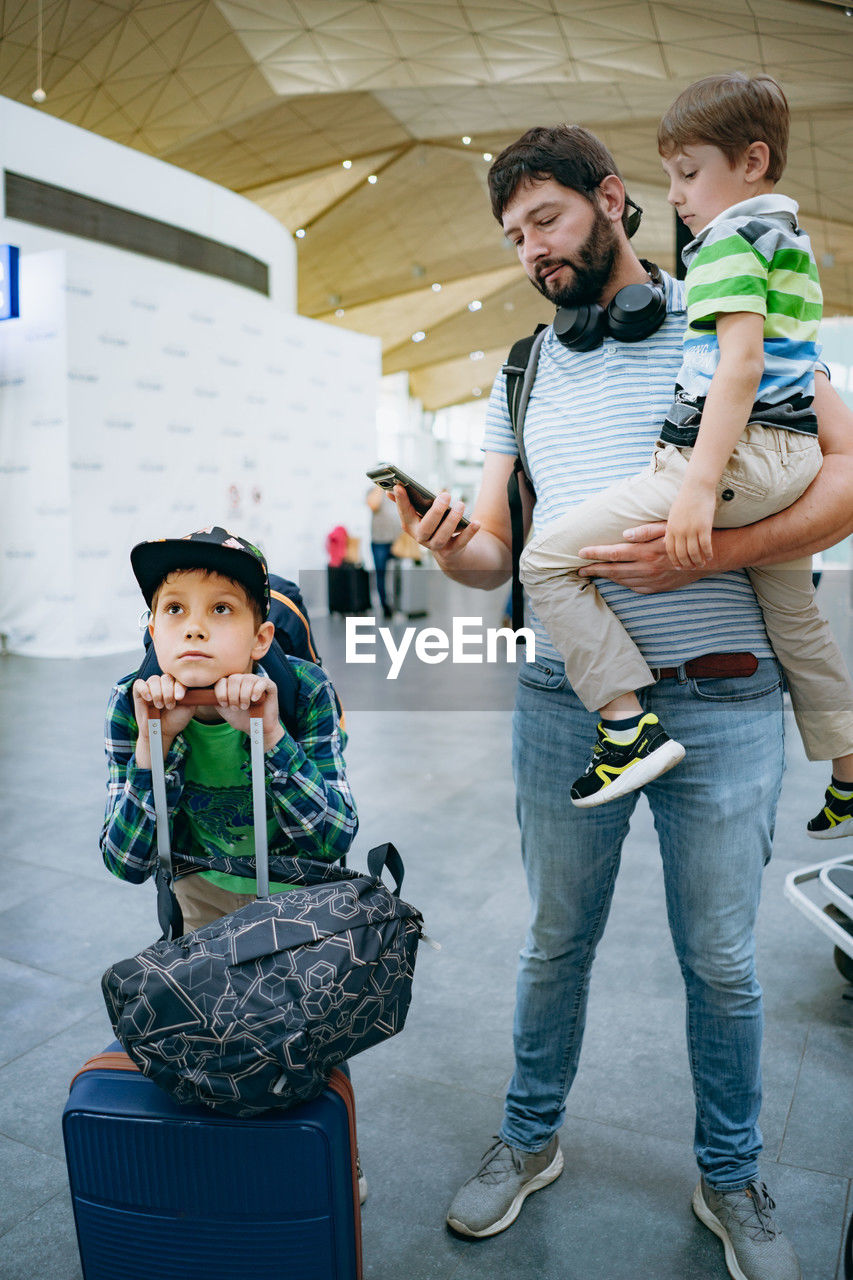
[
  {"xmin": 383, "ymin": 273, "xmax": 554, "ymax": 375},
  {"xmin": 292, "ymin": 142, "xmax": 514, "ymax": 315},
  {"xmin": 2, "ymin": 0, "xmax": 852, "ymax": 407},
  {"xmin": 163, "ymin": 88, "xmax": 411, "ymax": 182},
  {"xmin": 409, "ymin": 347, "xmax": 509, "ymax": 413},
  {"xmin": 1, "ymin": 0, "xmax": 275, "ymax": 154},
  {"xmin": 315, "ymin": 265, "xmax": 521, "ymax": 354},
  {"xmin": 248, "ymin": 152, "xmax": 401, "ymax": 231}
]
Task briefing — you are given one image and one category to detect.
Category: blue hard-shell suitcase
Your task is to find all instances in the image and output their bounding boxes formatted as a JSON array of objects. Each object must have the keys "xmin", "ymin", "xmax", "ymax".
[{"xmin": 62, "ymin": 1043, "xmax": 362, "ymax": 1280}]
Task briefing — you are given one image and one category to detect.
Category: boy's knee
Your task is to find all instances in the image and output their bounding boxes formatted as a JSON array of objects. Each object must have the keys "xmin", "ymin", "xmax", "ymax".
[
  {"xmin": 520, "ymin": 538, "xmax": 566, "ymax": 588},
  {"xmin": 518, "ymin": 541, "xmax": 540, "ymax": 586},
  {"xmin": 520, "ymin": 529, "xmax": 588, "ymax": 590}
]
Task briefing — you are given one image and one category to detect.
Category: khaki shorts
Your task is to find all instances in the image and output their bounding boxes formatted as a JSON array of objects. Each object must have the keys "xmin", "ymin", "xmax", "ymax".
[{"xmin": 173, "ymin": 873, "xmax": 255, "ymax": 931}]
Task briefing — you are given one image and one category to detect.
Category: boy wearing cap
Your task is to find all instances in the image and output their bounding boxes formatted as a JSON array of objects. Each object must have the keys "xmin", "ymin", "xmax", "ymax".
[{"xmin": 100, "ymin": 527, "xmax": 358, "ymax": 929}]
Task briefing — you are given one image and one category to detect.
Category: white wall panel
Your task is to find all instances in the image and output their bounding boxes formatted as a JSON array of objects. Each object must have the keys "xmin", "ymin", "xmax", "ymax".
[
  {"xmin": 0, "ymin": 97, "xmax": 295, "ymax": 309},
  {"xmin": 0, "ymin": 97, "xmax": 380, "ymax": 657},
  {"xmin": 0, "ymin": 247, "xmax": 379, "ymax": 656}
]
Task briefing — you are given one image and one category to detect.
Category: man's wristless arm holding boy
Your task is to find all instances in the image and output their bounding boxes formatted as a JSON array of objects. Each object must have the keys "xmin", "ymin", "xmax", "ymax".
[{"xmin": 579, "ymin": 372, "xmax": 853, "ymax": 592}]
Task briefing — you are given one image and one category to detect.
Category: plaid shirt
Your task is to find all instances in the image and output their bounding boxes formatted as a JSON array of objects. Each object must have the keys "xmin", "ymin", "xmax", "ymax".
[{"xmin": 100, "ymin": 658, "xmax": 358, "ymax": 883}]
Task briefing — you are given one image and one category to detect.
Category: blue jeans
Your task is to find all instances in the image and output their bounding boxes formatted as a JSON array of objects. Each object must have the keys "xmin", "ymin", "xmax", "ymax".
[
  {"xmin": 371, "ymin": 542, "xmax": 393, "ymax": 612},
  {"xmin": 501, "ymin": 657, "xmax": 784, "ymax": 1190}
]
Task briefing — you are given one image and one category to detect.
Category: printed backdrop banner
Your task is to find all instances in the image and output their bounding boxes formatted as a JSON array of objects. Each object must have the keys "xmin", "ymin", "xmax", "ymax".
[{"xmin": 0, "ymin": 249, "xmax": 380, "ymax": 657}]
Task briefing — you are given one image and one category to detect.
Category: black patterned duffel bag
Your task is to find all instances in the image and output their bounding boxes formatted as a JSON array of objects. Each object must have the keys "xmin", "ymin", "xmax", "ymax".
[{"xmin": 102, "ymin": 844, "xmax": 424, "ymax": 1116}]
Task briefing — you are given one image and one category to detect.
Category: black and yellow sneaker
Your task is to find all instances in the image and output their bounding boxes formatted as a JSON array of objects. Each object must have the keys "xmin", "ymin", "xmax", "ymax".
[
  {"xmin": 807, "ymin": 783, "xmax": 853, "ymax": 839},
  {"xmin": 571, "ymin": 713, "xmax": 685, "ymax": 809}
]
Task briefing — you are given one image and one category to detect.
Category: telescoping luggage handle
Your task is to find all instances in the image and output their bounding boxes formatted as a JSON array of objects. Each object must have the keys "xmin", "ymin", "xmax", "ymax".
[
  {"xmin": 146, "ymin": 690, "xmax": 424, "ymax": 944},
  {"xmin": 147, "ymin": 691, "xmax": 269, "ymax": 939}
]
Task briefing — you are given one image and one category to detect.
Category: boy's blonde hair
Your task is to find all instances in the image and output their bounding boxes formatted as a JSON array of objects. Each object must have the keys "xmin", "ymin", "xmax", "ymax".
[{"xmin": 658, "ymin": 72, "xmax": 789, "ymax": 183}]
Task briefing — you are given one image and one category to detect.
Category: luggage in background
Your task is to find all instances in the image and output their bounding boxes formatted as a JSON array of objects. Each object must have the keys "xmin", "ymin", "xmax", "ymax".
[
  {"xmin": 327, "ymin": 564, "xmax": 371, "ymax": 615},
  {"xmin": 62, "ymin": 1043, "xmax": 362, "ymax": 1280},
  {"xmin": 390, "ymin": 559, "xmax": 429, "ymax": 618}
]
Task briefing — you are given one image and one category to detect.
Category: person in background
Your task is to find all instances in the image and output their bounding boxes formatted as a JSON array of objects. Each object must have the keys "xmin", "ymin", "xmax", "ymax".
[{"xmin": 367, "ymin": 483, "xmax": 399, "ymax": 619}]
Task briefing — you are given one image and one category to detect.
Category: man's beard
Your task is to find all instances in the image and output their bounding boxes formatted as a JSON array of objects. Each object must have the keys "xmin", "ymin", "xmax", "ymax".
[{"xmin": 532, "ymin": 205, "xmax": 618, "ymax": 309}]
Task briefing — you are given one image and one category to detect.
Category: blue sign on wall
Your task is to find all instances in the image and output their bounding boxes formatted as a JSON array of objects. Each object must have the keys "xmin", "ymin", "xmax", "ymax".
[{"xmin": 0, "ymin": 245, "xmax": 20, "ymax": 320}]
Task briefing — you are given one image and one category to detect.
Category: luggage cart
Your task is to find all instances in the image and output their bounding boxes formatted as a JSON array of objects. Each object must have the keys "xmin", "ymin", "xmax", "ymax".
[
  {"xmin": 785, "ymin": 854, "xmax": 853, "ymax": 1277},
  {"xmin": 784, "ymin": 854, "xmax": 853, "ymax": 983}
]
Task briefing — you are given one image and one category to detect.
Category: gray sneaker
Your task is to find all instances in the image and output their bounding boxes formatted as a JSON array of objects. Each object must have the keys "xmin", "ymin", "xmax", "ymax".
[
  {"xmin": 692, "ymin": 1177, "xmax": 802, "ymax": 1280},
  {"xmin": 446, "ymin": 1135, "xmax": 563, "ymax": 1238}
]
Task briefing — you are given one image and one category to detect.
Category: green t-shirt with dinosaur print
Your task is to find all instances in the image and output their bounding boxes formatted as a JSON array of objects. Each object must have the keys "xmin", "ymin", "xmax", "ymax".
[{"xmin": 181, "ymin": 717, "xmax": 295, "ymax": 895}]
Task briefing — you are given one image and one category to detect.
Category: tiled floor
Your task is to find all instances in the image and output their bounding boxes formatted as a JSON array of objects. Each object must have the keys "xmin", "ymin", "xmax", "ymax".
[{"xmin": 0, "ymin": 572, "xmax": 851, "ymax": 1279}]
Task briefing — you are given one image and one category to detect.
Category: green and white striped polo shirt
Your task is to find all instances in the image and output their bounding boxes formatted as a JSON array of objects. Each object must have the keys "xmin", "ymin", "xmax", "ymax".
[{"xmin": 662, "ymin": 194, "xmax": 821, "ymax": 447}]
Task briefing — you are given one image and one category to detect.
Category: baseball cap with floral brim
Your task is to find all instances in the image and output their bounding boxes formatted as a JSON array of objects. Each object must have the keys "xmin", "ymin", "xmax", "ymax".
[{"xmin": 130, "ymin": 527, "xmax": 270, "ymax": 618}]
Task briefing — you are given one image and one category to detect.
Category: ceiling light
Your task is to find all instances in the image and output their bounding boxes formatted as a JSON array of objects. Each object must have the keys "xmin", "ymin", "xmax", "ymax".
[
  {"xmin": 335, "ymin": 308, "xmax": 345, "ymax": 318},
  {"xmin": 462, "ymin": 136, "xmax": 471, "ymax": 145},
  {"xmin": 469, "ymin": 350, "xmax": 484, "ymax": 361},
  {"xmin": 472, "ymin": 387, "xmax": 482, "ymax": 397},
  {"xmin": 412, "ymin": 331, "xmax": 426, "ymax": 343},
  {"xmin": 33, "ymin": 0, "xmax": 45, "ymax": 104},
  {"xmin": 483, "ymin": 153, "xmax": 492, "ymax": 162},
  {"xmin": 342, "ymin": 160, "xmax": 352, "ymax": 169},
  {"xmin": 367, "ymin": 174, "xmax": 378, "ymax": 184},
  {"xmin": 431, "ymin": 282, "xmax": 442, "ymax": 292},
  {"xmin": 295, "ymin": 228, "xmax": 306, "ymax": 238},
  {"xmin": 468, "ymin": 300, "xmax": 482, "ymax": 312}
]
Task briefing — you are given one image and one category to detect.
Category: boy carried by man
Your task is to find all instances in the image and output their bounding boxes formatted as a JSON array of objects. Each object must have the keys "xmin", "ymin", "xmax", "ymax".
[{"xmin": 519, "ymin": 72, "xmax": 853, "ymax": 829}]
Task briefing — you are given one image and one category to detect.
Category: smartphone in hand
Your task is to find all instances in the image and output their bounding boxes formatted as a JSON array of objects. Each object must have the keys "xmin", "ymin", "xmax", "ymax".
[{"xmin": 366, "ymin": 463, "xmax": 470, "ymax": 529}]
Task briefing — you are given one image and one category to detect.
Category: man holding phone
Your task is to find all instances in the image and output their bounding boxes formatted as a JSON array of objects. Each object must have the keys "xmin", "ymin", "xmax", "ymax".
[{"xmin": 391, "ymin": 123, "xmax": 853, "ymax": 1279}]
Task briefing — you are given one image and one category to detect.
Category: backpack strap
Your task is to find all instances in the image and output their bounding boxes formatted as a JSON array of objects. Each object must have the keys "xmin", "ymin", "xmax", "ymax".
[
  {"xmin": 367, "ymin": 842, "xmax": 405, "ymax": 895},
  {"xmin": 262, "ymin": 574, "xmax": 345, "ymax": 731},
  {"xmin": 503, "ymin": 326, "xmax": 547, "ymax": 631},
  {"xmin": 504, "ymin": 326, "xmax": 546, "ymax": 479},
  {"xmin": 268, "ymin": 575, "xmax": 320, "ymax": 664}
]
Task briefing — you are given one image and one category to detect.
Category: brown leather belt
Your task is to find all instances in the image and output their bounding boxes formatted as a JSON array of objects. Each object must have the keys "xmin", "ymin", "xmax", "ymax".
[{"xmin": 649, "ymin": 652, "xmax": 759, "ymax": 681}]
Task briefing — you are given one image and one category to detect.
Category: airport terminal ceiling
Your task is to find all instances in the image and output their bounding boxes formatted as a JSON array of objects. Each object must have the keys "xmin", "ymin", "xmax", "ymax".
[{"xmin": 2, "ymin": 0, "xmax": 852, "ymax": 408}]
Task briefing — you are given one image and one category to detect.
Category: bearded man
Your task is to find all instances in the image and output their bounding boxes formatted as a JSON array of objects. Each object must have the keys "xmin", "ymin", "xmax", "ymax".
[{"xmin": 391, "ymin": 125, "xmax": 853, "ymax": 1280}]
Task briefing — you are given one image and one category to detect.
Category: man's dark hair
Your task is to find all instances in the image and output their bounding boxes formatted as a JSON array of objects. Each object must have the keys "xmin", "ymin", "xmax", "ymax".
[{"xmin": 487, "ymin": 124, "xmax": 640, "ymax": 235}]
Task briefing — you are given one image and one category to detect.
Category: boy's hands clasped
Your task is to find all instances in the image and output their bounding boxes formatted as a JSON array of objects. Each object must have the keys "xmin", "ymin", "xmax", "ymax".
[
  {"xmin": 208, "ymin": 674, "xmax": 283, "ymax": 749},
  {"xmin": 132, "ymin": 675, "xmax": 195, "ymax": 768},
  {"xmin": 132, "ymin": 673, "xmax": 283, "ymax": 768}
]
